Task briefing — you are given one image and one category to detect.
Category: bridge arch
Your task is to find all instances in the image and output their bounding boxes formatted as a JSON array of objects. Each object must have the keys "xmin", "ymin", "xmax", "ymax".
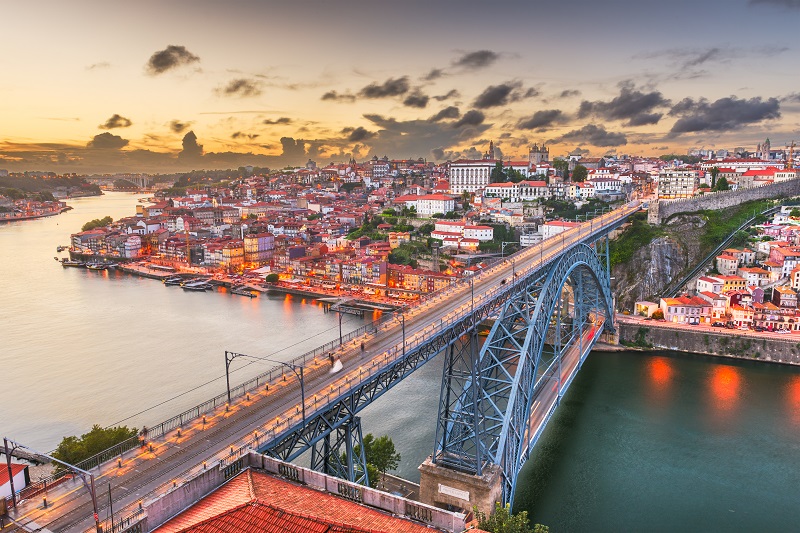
[{"xmin": 433, "ymin": 243, "xmax": 614, "ymax": 507}]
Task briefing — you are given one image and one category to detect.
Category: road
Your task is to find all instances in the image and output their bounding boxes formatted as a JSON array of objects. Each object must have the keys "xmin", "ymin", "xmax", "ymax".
[{"xmin": 11, "ymin": 203, "xmax": 639, "ymax": 532}]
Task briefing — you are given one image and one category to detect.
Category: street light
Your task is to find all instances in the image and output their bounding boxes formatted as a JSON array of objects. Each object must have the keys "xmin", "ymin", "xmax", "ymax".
[
  {"xmin": 501, "ymin": 241, "xmax": 517, "ymax": 259},
  {"xmin": 224, "ymin": 351, "xmax": 306, "ymax": 423}
]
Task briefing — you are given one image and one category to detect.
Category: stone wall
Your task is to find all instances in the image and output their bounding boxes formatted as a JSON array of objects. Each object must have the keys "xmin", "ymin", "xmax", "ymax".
[
  {"xmin": 649, "ymin": 178, "xmax": 800, "ymax": 224},
  {"xmin": 618, "ymin": 321, "xmax": 800, "ymax": 365}
]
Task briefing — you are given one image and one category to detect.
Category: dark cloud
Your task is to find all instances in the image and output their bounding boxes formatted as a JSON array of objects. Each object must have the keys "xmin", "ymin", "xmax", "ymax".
[
  {"xmin": 524, "ymin": 88, "xmax": 541, "ymax": 98},
  {"xmin": 358, "ymin": 76, "xmax": 410, "ymax": 98},
  {"xmin": 668, "ymin": 96, "xmax": 781, "ymax": 135},
  {"xmin": 473, "ymin": 81, "xmax": 535, "ymax": 109},
  {"xmin": 321, "ymin": 90, "xmax": 356, "ymax": 102},
  {"xmin": 87, "ymin": 132, "xmax": 129, "ymax": 149},
  {"xmin": 280, "ymin": 137, "xmax": 307, "ymax": 159},
  {"xmin": 432, "ymin": 89, "xmax": 460, "ymax": 101},
  {"xmin": 749, "ymin": 0, "xmax": 800, "ymax": 7},
  {"xmin": 430, "ymin": 106, "xmax": 460, "ymax": 122},
  {"xmin": 145, "ymin": 45, "xmax": 200, "ymax": 75},
  {"xmin": 86, "ymin": 62, "xmax": 110, "ymax": 71},
  {"xmin": 179, "ymin": 131, "xmax": 203, "ymax": 160},
  {"xmin": 218, "ymin": 78, "xmax": 262, "ymax": 98},
  {"xmin": 559, "ymin": 90, "xmax": 581, "ymax": 98},
  {"xmin": 169, "ymin": 120, "xmax": 191, "ymax": 133},
  {"xmin": 453, "ymin": 50, "xmax": 499, "ymax": 70},
  {"xmin": 263, "ymin": 117, "xmax": 293, "ymax": 125},
  {"xmin": 99, "ymin": 114, "xmax": 132, "ymax": 129},
  {"xmin": 423, "ymin": 68, "xmax": 444, "ymax": 81},
  {"xmin": 231, "ymin": 132, "xmax": 260, "ymax": 140},
  {"xmin": 403, "ymin": 91, "xmax": 429, "ymax": 108},
  {"xmin": 549, "ymin": 124, "xmax": 627, "ymax": 147},
  {"xmin": 517, "ymin": 110, "xmax": 564, "ymax": 130},
  {"xmin": 782, "ymin": 92, "xmax": 800, "ymax": 103},
  {"xmin": 453, "ymin": 110, "xmax": 485, "ymax": 128},
  {"xmin": 578, "ymin": 82, "xmax": 670, "ymax": 126},
  {"xmin": 431, "ymin": 147, "xmax": 445, "ymax": 160},
  {"xmin": 342, "ymin": 126, "xmax": 375, "ymax": 142}
]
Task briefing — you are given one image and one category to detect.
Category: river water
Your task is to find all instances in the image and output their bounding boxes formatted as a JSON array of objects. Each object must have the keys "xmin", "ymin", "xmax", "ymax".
[{"xmin": 3, "ymin": 193, "xmax": 799, "ymax": 531}]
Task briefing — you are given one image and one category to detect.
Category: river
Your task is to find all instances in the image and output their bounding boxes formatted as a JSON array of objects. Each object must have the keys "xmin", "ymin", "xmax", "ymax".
[{"xmin": 3, "ymin": 193, "xmax": 799, "ymax": 531}]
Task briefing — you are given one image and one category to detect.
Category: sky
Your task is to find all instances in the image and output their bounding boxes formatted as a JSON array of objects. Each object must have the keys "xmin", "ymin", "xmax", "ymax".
[{"xmin": 1, "ymin": 0, "xmax": 799, "ymax": 174}]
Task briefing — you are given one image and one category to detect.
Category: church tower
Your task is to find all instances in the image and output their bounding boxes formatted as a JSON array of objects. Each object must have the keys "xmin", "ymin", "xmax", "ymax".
[
  {"xmin": 484, "ymin": 140, "xmax": 495, "ymax": 160},
  {"xmin": 529, "ymin": 142, "xmax": 549, "ymax": 165}
]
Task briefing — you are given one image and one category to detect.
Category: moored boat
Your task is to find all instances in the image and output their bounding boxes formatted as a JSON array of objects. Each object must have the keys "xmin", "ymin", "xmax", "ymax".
[
  {"xmin": 61, "ymin": 259, "xmax": 85, "ymax": 268},
  {"xmin": 85, "ymin": 262, "xmax": 108, "ymax": 270},
  {"xmin": 163, "ymin": 277, "xmax": 184, "ymax": 286}
]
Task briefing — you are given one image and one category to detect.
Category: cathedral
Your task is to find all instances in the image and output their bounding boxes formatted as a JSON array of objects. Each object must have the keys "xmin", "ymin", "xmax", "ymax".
[
  {"xmin": 529, "ymin": 143, "xmax": 549, "ymax": 164},
  {"xmin": 756, "ymin": 138, "xmax": 771, "ymax": 161}
]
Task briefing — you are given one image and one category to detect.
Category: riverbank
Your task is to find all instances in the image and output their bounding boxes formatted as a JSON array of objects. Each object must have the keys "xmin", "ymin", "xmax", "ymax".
[
  {"xmin": 616, "ymin": 317, "xmax": 800, "ymax": 365},
  {"xmin": 0, "ymin": 205, "xmax": 72, "ymax": 223}
]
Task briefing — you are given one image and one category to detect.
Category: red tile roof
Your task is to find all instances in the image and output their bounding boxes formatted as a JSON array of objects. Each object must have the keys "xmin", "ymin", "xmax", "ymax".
[
  {"xmin": 0, "ymin": 463, "xmax": 26, "ymax": 486},
  {"xmin": 154, "ymin": 469, "xmax": 434, "ymax": 533}
]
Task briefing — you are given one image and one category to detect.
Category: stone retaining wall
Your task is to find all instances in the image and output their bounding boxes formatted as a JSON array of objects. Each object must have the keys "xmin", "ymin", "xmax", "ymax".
[
  {"xmin": 618, "ymin": 321, "xmax": 800, "ymax": 365},
  {"xmin": 648, "ymin": 178, "xmax": 800, "ymax": 224}
]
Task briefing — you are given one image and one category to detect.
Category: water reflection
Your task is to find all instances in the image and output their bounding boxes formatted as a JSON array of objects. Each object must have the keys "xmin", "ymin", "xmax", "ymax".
[
  {"xmin": 785, "ymin": 375, "xmax": 800, "ymax": 427},
  {"xmin": 707, "ymin": 365, "xmax": 742, "ymax": 428},
  {"xmin": 644, "ymin": 356, "xmax": 675, "ymax": 407}
]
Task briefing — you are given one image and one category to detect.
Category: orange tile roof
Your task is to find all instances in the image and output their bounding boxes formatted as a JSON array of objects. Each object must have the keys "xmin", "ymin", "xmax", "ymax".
[{"xmin": 154, "ymin": 469, "xmax": 434, "ymax": 533}]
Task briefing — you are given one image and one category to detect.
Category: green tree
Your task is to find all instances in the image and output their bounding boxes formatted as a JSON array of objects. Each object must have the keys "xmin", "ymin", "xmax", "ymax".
[
  {"xmin": 367, "ymin": 434, "xmax": 401, "ymax": 476},
  {"xmin": 789, "ymin": 208, "xmax": 800, "ymax": 218},
  {"xmin": 571, "ymin": 164, "xmax": 588, "ymax": 182},
  {"xmin": 552, "ymin": 159, "xmax": 569, "ymax": 180},
  {"xmin": 474, "ymin": 502, "xmax": 548, "ymax": 533},
  {"xmin": 264, "ymin": 273, "xmax": 279, "ymax": 282},
  {"xmin": 81, "ymin": 215, "xmax": 113, "ymax": 231},
  {"xmin": 713, "ymin": 176, "xmax": 730, "ymax": 192},
  {"xmin": 52, "ymin": 425, "xmax": 138, "ymax": 471},
  {"xmin": 491, "ymin": 161, "xmax": 507, "ymax": 183},
  {"xmin": 709, "ymin": 166, "xmax": 720, "ymax": 188}
]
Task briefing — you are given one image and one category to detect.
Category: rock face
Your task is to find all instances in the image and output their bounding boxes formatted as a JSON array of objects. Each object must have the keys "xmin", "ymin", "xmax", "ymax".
[{"xmin": 611, "ymin": 214, "xmax": 708, "ymax": 311}]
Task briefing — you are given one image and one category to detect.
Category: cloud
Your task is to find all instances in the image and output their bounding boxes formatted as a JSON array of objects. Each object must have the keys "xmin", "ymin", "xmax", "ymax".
[
  {"xmin": 549, "ymin": 124, "xmax": 627, "ymax": 147},
  {"xmin": 668, "ymin": 96, "xmax": 781, "ymax": 135},
  {"xmin": 432, "ymin": 89, "xmax": 460, "ymax": 101},
  {"xmin": 423, "ymin": 68, "xmax": 444, "ymax": 81},
  {"xmin": 782, "ymin": 92, "xmax": 800, "ymax": 103},
  {"xmin": 99, "ymin": 114, "xmax": 132, "ymax": 130},
  {"xmin": 87, "ymin": 132, "xmax": 129, "ymax": 149},
  {"xmin": 231, "ymin": 131, "xmax": 260, "ymax": 140},
  {"xmin": 403, "ymin": 91, "xmax": 429, "ymax": 108},
  {"xmin": 517, "ymin": 110, "xmax": 564, "ymax": 130},
  {"xmin": 432, "ymin": 147, "xmax": 445, "ymax": 160},
  {"xmin": 453, "ymin": 50, "xmax": 499, "ymax": 70},
  {"xmin": 578, "ymin": 82, "xmax": 670, "ymax": 126},
  {"xmin": 86, "ymin": 62, "xmax": 110, "ymax": 71},
  {"xmin": 473, "ymin": 81, "xmax": 535, "ymax": 109},
  {"xmin": 279, "ymin": 137, "xmax": 306, "ymax": 159},
  {"xmin": 453, "ymin": 110, "xmax": 485, "ymax": 128},
  {"xmin": 430, "ymin": 106, "xmax": 460, "ymax": 122},
  {"xmin": 218, "ymin": 78, "xmax": 262, "ymax": 98},
  {"xmin": 169, "ymin": 120, "xmax": 191, "ymax": 133},
  {"xmin": 263, "ymin": 117, "xmax": 293, "ymax": 125},
  {"xmin": 749, "ymin": 0, "xmax": 800, "ymax": 7},
  {"xmin": 179, "ymin": 131, "xmax": 203, "ymax": 159},
  {"xmin": 321, "ymin": 90, "xmax": 356, "ymax": 102},
  {"xmin": 358, "ymin": 76, "xmax": 410, "ymax": 98},
  {"xmin": 559, "ymin": 90, "xmax": 581, "ymax": 98},
  {"xmin": 342, "ymin": 126, "xmax": 375, "ymax": 142},
  {"xmin": 145, "ymin": 45, "xmax": 200, "ymax": 75}
]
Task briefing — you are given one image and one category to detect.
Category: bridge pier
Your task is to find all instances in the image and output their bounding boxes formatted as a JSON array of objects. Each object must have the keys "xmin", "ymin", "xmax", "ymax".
[
  {"xmin": 418, "ymin": 457, "xmax": 503, "ymax": 516},
  {"xmin": 310, "ymin": 416, "xmax": 369, "ymax": 487}
]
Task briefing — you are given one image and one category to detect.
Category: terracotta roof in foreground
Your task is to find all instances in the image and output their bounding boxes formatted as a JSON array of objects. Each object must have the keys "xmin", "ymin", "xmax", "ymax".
[{"xmin": 154, "ymin": 469, "xmax": 435, "ymax": 533}]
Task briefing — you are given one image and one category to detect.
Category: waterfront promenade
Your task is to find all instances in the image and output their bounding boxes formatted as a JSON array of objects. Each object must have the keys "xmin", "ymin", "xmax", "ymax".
[{"xmin": 9, "ymin": 204, "xmax": 638, "ymax": 532}]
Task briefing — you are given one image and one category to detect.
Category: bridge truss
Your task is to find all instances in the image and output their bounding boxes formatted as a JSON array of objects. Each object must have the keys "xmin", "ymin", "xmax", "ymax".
[{"xmin": 433, "ymin": 240, "xmax": 614, "ymax": 506}]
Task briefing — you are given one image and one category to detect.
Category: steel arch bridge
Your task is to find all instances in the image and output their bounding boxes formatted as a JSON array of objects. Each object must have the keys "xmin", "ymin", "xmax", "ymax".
[{"xmin": 433, "ymin": 242, "xmax": 614, "ymax": 507}]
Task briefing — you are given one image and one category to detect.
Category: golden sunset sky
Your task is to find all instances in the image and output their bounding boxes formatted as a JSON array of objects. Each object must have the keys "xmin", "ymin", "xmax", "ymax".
[{"xmin": 1, "ymin": 0, "xmax": 799, "ymax": 173}]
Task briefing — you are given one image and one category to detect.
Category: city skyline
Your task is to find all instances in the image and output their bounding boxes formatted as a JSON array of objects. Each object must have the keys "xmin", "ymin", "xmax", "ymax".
[{"xmin": 2, "ymin": 0, "xmax": 799, "ymax": 173}]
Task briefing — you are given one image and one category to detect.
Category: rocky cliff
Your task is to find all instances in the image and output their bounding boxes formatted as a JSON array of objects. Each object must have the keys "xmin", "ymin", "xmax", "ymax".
[{"xmin": 611, "ymin": 214, "xmax": 708, "ymax": 311}]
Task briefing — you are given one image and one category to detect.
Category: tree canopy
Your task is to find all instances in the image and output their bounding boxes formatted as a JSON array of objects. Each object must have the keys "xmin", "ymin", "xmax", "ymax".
[
  {"xmin": 81, "ymin": 216, "xmax": 113, "ymax": 231},
  {"xmin": 713, "ymin": 176, "xmax": 730, "ymax": 192},
  {"xmin": 571, "ymin": 164, "xmax": 588, "ymax": 182},
  {"xmin": 474, "ymin": 502, "xmax": 549, "ymax": 533},
  {"xmin": 52, "ymin": 425, "xmax": 138, "ymax": 471}
]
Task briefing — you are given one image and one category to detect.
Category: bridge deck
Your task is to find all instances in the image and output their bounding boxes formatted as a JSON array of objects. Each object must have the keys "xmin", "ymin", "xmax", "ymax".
[{"xmin": 10, "ymin": 204, "xmax": 639, "ymax": 532}]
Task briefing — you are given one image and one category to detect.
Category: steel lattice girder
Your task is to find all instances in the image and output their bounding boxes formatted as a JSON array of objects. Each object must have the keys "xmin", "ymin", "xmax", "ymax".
[
  {"xmin": 310, "ymin": 416, "xmax": 369, "ymax": 486},
  {"xmin": 433, "ymin": 243, "xmax": 614, "ymax": 506}
]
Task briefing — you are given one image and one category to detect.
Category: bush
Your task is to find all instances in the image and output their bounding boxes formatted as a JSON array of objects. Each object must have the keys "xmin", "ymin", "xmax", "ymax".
[{"xmin": 264, "ymin": 273, "xmax": 279, "ymax": 283}]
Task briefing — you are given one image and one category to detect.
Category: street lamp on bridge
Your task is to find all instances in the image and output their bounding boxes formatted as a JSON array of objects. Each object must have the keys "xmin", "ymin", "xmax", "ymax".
[{"xmin": 224, "ymin": 351, "xmax": 306, "ymax": 424}]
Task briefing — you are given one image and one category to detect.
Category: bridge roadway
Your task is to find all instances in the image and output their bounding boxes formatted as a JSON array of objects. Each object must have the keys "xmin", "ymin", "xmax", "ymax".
[{"xmin": 14, "ymin": 203, "xmax": 638, "ymax": 532}]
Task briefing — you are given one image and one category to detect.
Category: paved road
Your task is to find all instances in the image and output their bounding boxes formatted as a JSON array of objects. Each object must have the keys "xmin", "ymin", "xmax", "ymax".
[{"xmin": 12, "ymin": 204, "xmax": 639, "ymax": 532}]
